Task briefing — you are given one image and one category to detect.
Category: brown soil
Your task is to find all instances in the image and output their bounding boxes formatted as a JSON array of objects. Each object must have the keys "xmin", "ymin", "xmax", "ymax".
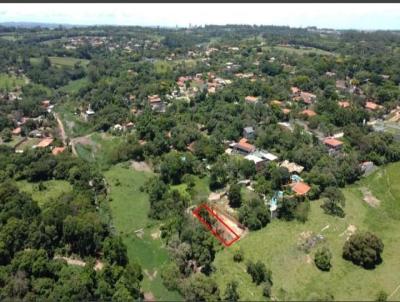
[
  {"xmin": 144, "ymin": 292, "xmax": 156, "ymax": 301},
  {"xmin": 360, "ymin": 187, "xmax": 381, "ymax": 208},
  {"xmin": 131, "ymin": 160, "xmax": 152, "ymax": 172}
]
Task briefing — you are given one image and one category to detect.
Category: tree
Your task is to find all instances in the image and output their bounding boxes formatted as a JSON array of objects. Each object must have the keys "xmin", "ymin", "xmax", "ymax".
[
  {"xmin": 224, "ymin": 281, "xmax": 240, "ymax": 302},
  {"xmin": 271, "ymin": 167, "xmax": 290, "ymax": 190},
  {"xmin": 262, "ymin": 282, "xmax": 272, "ymax": 298},
  {"xmin": 102, "ymin": 236, "xmax": 128, "ymax": 267},
  {"xmin": 314, "ymin": 247, "xmax": 332, "ymax": 271},
  {"xmin": 1, "ymin": 128, "xmax": 12, "ymax": 142},
  {"xmin": 228, "ymin": 184, "xmax": 242, "ymax": 208},
  {"xmin": 375, "ymin": 290, "xmax": 388, "ymax": 302},
  {"xmin": 343, "ymin": 231, "xmax": 384, "ymax": 269},
  {"xmin": 321, "ymin": 187, "xmax": 345, "ymax": 217},
  {"xmin": 238, "ymin": 198, "xmax": 270, "ymax": 231},
  {"xmin": 233, "ymin": 249, "xmax": 244, "ymax": 263},
  {"xmin": 181, "ymin": 273, "xmax": 220, "ymax": 302},
  {"xmin": 246, "ymin": 260, "xmax": 272, "ymax": 285}
]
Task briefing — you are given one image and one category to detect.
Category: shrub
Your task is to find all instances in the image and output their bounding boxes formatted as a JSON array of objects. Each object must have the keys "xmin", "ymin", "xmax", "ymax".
[
  {"xmin": 314, "ymin": 247, "xmax": 332, "ymax": 271},
  {"xmin": 343, "ymin": 231, "xmax": 384, "ymax": 269}
]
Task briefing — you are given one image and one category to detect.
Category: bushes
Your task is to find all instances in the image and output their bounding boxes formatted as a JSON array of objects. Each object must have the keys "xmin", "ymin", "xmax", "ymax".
[
  {"xmin": 238, "ymin": 198, "xmax": 270, "ymax": 231},
  {"xmin": 314, "ymin": 247, "xmax": 332, "ymax": 271},
  {"xmin": 246, "ymin": 260, "xmax": 272, "ymax": 285},
  {"xmin": 343, "ymin": 231, "xmax": 384, "ymax": 269}
]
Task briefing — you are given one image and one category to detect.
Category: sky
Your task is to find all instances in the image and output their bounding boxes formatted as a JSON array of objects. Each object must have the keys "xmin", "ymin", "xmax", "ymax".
[{"xmin": 0, "ymin": 3, "xmax": 400, "ymax": 30}]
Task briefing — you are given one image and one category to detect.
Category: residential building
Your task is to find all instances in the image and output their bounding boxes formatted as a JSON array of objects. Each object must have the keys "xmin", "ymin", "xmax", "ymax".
[{"xmin": 243, "ymin": 126, "xmax": 255, "ymax": 139}]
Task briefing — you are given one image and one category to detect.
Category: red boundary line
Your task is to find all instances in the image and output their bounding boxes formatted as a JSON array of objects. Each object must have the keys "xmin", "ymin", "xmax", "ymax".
[{"xmin": 192, "ymin": 204, "xmax": 240, "ymax": 247}]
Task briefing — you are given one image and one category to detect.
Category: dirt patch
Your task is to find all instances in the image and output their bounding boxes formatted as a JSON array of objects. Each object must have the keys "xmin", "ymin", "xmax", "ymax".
[
  {"xmin": 131, "ymin": 160, "xmax": 152, "ymax": 172},
  {"xmin": 360, "ymin": 187, "xmax": 381, "ymax": 208},
  {"xmin": 54, "ymin": 256, "xmax": 85, "ymax": 267},
  {"xmin": 144, "ymin": 269, "xmax": 158, "ymax": 281},
  {"xmin": 151, "ymin": 230, "xmax": 161, "ymax": 240},
  {"xmin": 339, "ymin": 224, "xmax": 357, "ymax": 240},
  {"xmin": 305, "ymin": 254, "xmax": 313, "ymax": 264},
  {"xmin": 94, "ymin": 260, "xmax": 104, "ymax": 271},
  {"xmin": 134, "ymin": 228, "xmax": 144, "ymax": 239},
  {"xmin": 144, "ymin": 292, "xmax": 156, "ymax": 301},
  {"xmin": 297, "ymin": 231, "xmax": 325, "ymax": 253}
]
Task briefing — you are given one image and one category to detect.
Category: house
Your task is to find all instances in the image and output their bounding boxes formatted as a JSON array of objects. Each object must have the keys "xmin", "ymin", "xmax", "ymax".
[
  {"xmin": 290, "ymin": 182, "xmax": 311, "ymax": 196},
  {"xmin": 301, "ymin": 109, "xmax": 317, "ymax": 118},
  {"xmin": 325, "ymin": 71, "xmax": 336, "ymax": 77},
  {"xmin": 85, "ymin": 104, "xmax": 95, "ymax": 121},
  {"xmin": 187, "ymin": 141, "xmax": 196, "ymax": 153},
  {"xmin": 338, "ymin": 100, "xmax": 350, "ymax": 108},
  {"xmin": 252, "ymin": 150, "xmax": 278, "ymax": 162},
  {"xmin": 29, "ymin": 129, "xmax": 43, "ymax": 138},
  {"xmin": 280, "ymin": 160, "xmax": 304, "ymax": 174},
  {"xmin": 245, "ymin": 96, "xmax": 260, "ymax": 104},
  {"xmin": 148, "ymin": 95, "xmax": 165, "ymax": 112},
  {"xmin": 35, "ymin": 138, "xmax": 54, "ymax": 148},
  {"xmin": 244, "ymin": 154, "xmax": 267, "ymax": 171},
  {"xmin": 323, "ymin": 137, "xmax": 343, "ymax": 151},
  {"xmin": 52, "ymin": 146, "xmax": 66, "ymax": 156},
  {"xmin": 282, "ymin": 108, "xmax": 291, "ymax": 115},
  {"xmin": 299, "ymin": 91, "xmax": 317, "ymax": 105},
  {"xmin": 243, "ymin": 127, "xmax": 255, "ymax": 139},
  {"xmin": 12, "ymin": 127, "xmax": 21, "ymax": 135},
  {"xmin": 365, "ymin": 101, "xmax": 382, "ymax": 111},
  {"xmin": 278, "ymin": 122, "xmax": 294, "ymax": 132},
  {"xmin": 232, "ymin": 138, "xmax": 256, "ymax": 155}
]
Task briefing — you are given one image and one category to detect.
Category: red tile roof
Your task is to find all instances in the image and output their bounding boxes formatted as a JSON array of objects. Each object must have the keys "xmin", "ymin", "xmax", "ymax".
[
  {"xmin": 36, "ymin": 138, "xmax": 54, "ymax": 148},
  {"xmin": 235, "ymin": 138, "xmax": 256, "ymax": 153},
  {"xmin": 365, "ymin": 101, "xmax": 381, "ymax": 110},
  {"xmin": 323, "ymin": 137, "xmax": 343, "ymax": 148},
  {"xmin": 290, "ymin": 182, "xmax": 311, "ymax": 195},
  {"xmin": 301, "ymin": 109, "xmax": 317, "ymax": 117},
  {"xmin": 52, "ymin": 146, "xmax": 66, "ymax": 155}
]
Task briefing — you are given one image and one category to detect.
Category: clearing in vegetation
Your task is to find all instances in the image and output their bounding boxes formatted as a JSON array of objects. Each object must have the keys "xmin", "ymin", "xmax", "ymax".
[
  {"xmin": 104, "ymin": 164, "xmax": 181, "ymax": 301},
  {"xmin": 212, "ymin": 162, "xmax": 400, "ymax": 301},
  {"xmin": 16, "ymin": 179, "xmax": 73, "ymax": 207}
]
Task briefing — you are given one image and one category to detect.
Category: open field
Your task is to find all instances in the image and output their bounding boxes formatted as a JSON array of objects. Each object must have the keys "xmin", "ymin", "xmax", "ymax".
[
  {"xmin": 55, "ymin": 101, "xmax": 94, "ymax": 138},
  {"xmin": 0, "ymin": 73, "xmax": 27, "ymax": 90},
  {"xmin": 263, "ymin": 45, "xmax": 336, "ymax": 57},
  {"xmin": 16, "ymin": 179, "xmax": 73, "ymax": 207},
  {"xmin": 171, "ymin": 175, "xmax": 210, "ymax": 205},
  {"xmin": 104, "ymin": 164, "xmax": 182, "ymax": 301},
  {"xmin": 59, "ymin": 77, "xmax": 89, "ymax": 94},
  {"xmin": 212, "ymin": 162, "xmax": 400, "ymax": 301},
  {"xmin": 30, "ymin": 56, "xmax": 90, "ymax": 68}
]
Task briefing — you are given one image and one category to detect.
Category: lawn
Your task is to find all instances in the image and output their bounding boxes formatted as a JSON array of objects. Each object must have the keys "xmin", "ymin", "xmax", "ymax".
[
  {"xmin": 104, "ymin": 164, "xmax": 182, "ymax": 301},
  {"xmin": 212, "ymin": 162, "xmax": 400, "ymax": 301},
  {"xmin": 171, "ymin": 175, "xmax": 210, "ymax": 205},
  {"xmin": 16, "ymin": 179, "xmax": 73, "ymax": 207},
  {"xmin": 0, "ymin": 73, "xmax": 27, "ymax": 91}
]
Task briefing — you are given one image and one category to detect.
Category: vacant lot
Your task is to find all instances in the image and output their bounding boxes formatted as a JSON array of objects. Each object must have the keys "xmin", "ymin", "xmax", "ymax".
[
  {"xmin": 104, "ymin": 164, "xmax": 181, "ymax": 301},
  {"xmin": 212, "ymin": 162, "xmax": 400, "ymax": 301},
  {"xmin": 17, "ymin": 179, "xmax": 73, "ymax": 207}
]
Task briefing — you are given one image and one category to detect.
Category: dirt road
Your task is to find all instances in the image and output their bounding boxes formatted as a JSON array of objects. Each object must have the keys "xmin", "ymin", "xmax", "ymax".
[{"xmin": 54, "ymin": 112, "xmax": 78, "ymax": 156}]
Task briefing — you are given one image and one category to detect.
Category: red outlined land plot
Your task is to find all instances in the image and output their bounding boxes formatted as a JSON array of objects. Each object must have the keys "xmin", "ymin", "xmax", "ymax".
[{"xmin": 192, "ymin": 204, "xmax": 245, "ymax": 247}]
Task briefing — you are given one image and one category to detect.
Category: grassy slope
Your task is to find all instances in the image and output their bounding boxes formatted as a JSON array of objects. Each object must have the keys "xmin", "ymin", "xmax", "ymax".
[
  {"xmin": 16, "ymin": 179, "xmax": 72, "ymax": 207},
  {"xmin": 212, "ymin": 162, "xmax": 400, "ymax": 301},
  {"xmin": 30, "ymin": 56, "xmax": 89, "ymax": 68},
  {"xmin": 104, "ymin": 164, "xmax": 181, "ymax": 301},
  {"xmin": 59, "ymin": 77, "xmax": 89, "ymax": 94},
  {"xmin": 0, "ymin": 73, "xmax": 27, "ymax": 90}
]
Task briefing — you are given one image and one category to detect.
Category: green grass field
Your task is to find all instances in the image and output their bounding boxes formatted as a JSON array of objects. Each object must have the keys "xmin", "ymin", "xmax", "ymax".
[
  {"xmin": 16, "ymin": 179, "xmax": 73, "ymax": 207},
  {"xmin": 59, "ymin": 77, "xmax": 89, "ymax": 94},
  {"xmin": 30, "ymin": 56, "xmax": 89, "ymax": 68},
  {"xmin": 104, "ymin": 164, "xmax": 182, "ymax": 301},
  {"xmin": 0, "ymin": 73, "xmax": 27, "ymax": 91},
  {"xmin": 212, "ymin": 162, "xmax": 400, "ymax": 301}
]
